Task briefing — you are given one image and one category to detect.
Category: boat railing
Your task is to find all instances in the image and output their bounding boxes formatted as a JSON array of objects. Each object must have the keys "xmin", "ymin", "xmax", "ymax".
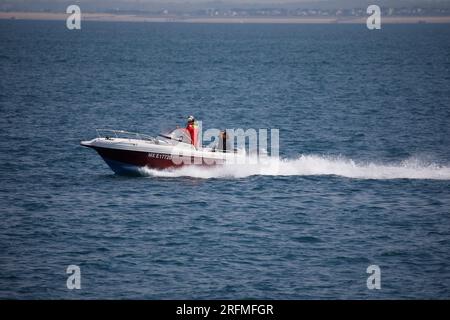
[
  {"xmin": 95, "ymin": 129, "xmax": 245, "ymax": 153},
  {"xmin": 96, "ymin": 129, "xmax": 156, "ymax": 142}
]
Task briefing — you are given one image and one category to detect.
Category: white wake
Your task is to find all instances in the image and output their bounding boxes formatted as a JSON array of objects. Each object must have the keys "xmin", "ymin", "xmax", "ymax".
[{"xmin": 139, "ymin": 155, "xmax": 450, "ymax": 180}]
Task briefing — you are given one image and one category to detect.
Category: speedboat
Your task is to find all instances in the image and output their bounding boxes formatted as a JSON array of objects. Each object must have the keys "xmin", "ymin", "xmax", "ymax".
[{"xmin": 81, "ymin": 128, "xmax": 245, "ymax": 175}]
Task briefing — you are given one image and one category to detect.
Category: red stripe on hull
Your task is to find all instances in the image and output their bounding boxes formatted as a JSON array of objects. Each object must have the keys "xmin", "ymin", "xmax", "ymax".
[{"xmin": 91, "ymin": 146, "xmax": 220, "ymax": 170}]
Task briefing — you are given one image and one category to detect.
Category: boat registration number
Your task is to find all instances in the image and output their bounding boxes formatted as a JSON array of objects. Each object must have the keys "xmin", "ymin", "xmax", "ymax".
[{"xmin": 148, "ymin": 152, "xmax": 172, "ymax": 160}]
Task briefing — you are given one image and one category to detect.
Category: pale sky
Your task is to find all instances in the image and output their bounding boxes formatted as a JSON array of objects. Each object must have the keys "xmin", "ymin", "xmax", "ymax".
[{"xmin": 1, "ymin": 0, "xmax": 450, "ymax": 11}]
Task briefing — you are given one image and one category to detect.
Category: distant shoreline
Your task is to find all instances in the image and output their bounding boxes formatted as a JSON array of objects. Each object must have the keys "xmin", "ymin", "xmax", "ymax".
[{"xmin": 1, "ymin": 12, "xmax": 450, "ymax": 24}]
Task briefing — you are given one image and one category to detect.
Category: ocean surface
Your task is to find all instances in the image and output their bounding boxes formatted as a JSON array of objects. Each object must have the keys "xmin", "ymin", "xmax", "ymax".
[{"xmin": 1, "ymin": 20, "xmax": 450, "ymax": 299}]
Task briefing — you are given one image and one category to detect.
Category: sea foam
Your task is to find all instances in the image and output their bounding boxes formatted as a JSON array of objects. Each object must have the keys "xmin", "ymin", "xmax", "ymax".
[{"xmin": 139, "ymin": 155, "xmax": 450, "ymax": 180}]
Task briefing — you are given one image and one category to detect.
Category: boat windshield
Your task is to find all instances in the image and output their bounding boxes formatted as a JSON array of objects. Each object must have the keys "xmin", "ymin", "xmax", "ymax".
[{"xmin": 159, "ymin": 128, "xmax": 192, "ymax": 145}]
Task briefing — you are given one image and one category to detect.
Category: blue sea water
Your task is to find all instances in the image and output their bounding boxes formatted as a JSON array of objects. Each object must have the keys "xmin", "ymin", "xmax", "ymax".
[{"xmin": 1, "ymin": 20, "xmax": 450, "ymax": 299}]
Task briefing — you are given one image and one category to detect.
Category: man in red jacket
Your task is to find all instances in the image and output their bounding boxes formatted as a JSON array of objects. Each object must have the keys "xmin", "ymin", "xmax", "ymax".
[{"xmin": 186, "ymin": 115, "xmax": 199, "ymax": 148}]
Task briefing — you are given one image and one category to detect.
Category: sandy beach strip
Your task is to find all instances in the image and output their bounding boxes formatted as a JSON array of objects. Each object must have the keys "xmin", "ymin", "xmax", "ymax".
[{"xmin": 1, "ymin": 12, "xmax": 450, "ymax": 24}]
